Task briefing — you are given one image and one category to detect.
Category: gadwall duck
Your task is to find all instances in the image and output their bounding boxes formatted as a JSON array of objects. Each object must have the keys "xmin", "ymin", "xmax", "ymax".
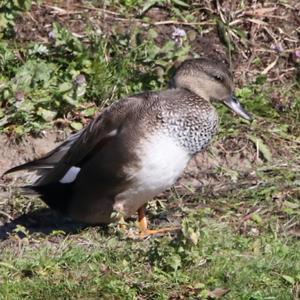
[{"xmin": 4, "ymin": 58, "xmax": 252, "ymax": 236}]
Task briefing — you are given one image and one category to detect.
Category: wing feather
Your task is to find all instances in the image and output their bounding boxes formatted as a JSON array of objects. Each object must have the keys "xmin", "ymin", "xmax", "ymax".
[{"xmin": 3, "ymin": 96, "xmax": 145, "ymax": 186}]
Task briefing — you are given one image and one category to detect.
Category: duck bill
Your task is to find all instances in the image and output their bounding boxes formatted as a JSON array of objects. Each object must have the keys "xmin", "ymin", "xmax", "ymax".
[{"xmin": 224, "ymin": 96, "xmax": 252, "ymax": 120}]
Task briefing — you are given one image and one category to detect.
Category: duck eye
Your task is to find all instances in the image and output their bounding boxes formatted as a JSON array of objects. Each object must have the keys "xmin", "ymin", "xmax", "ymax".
[{"xmin": 214, "ymin": 74, "xmax": 223, "ymax": 82}]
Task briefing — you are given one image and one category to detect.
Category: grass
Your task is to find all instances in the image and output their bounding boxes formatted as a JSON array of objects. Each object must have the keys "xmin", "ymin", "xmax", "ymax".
[
  {"xmin": 1, "ymin": 161, "xmax": 299, "ymax": 299},
  {"xmin": 1, "ymin": 173, "xmax": 299, "ymax": 299},
  {"xmin": 0, "ymin": 0, "xmax": 300, "ymax": 299}
]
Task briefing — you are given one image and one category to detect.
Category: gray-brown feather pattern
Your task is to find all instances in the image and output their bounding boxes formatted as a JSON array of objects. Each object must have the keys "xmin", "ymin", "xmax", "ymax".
[{"xmin": 40, "ymin": 88, "xmax": 218, "ymax": 184}]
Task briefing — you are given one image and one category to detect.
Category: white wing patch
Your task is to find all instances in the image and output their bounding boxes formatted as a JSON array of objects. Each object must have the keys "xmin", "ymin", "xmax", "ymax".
[
  {"xmin": 58, "ymin": 130, "xmax": 116, "ymax": 185},
  {"xmin": 106, "ymin": 129, "xmax": 118, "ymax": 137},
  {"xmin": 59, "ymin": 166, "xmax": 81, "ymax": 184}
]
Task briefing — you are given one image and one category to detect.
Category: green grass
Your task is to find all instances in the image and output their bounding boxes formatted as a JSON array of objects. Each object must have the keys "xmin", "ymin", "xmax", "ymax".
[
  {"xmin": 1, "ymin": 165, "xmax": 299, "ymax": 299},
  {"xmin": 0, "ymin": 219, "xmax": 299, "ymax": 299},
  {"xmin": 1, "ymin": 225, "xmax": 299, "ymax": 299}
]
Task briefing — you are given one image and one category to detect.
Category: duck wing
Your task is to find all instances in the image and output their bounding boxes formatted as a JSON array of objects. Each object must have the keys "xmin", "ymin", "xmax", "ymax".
[
  {"xmin": 2, "ymin": 130, "xmax": 82, "ymax": 174},
  {"xmin": 3, "ymin": 95, "xmax": 146, "ymax": 186}
]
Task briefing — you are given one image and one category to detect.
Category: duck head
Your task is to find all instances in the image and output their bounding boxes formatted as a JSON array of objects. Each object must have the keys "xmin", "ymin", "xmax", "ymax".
[{"xmin": 171, "ymin": 58, "xmax": 252, "ymax": 121}]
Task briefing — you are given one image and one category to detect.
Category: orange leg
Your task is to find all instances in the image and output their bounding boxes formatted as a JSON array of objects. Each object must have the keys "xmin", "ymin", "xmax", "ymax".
[{"xmin": 137, "ymin": 205, "xmax": 181, "ymax": 237}]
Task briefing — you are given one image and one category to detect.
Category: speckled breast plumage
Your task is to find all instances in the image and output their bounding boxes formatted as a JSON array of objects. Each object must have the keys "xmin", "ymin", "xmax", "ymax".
[{"xmin": 157, "ymin": 94, "xmax": 219, "ymax": 155}]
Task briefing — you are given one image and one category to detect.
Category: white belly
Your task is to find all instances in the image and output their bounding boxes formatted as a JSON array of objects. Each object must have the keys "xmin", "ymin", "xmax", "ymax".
[{"xmin": 114, "ymin": 133, "xmax": 190, "ymax": 217}]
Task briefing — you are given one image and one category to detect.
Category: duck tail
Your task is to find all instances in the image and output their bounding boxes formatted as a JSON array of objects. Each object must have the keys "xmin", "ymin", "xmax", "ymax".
[{"xmin": 25, "ymin": 182, "xmax": 73, "ymax": 214}]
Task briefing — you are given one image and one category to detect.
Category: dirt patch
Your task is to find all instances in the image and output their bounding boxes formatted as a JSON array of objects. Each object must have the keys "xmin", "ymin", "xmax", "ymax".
[{"xmin": 0, "ymin": 131, "xmax": 67, "ymax": 176}]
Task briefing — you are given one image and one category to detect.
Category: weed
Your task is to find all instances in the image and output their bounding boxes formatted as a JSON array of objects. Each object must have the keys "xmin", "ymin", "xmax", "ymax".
[{"xmin": 0, "ymin": 0, "xmax": 33, "ymax": 37}]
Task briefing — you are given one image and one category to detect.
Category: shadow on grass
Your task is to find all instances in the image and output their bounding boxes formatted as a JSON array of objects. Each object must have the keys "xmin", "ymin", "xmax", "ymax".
[{"xmin": 0, "ymin": 208, "xmax": 109, "ymax": 241}]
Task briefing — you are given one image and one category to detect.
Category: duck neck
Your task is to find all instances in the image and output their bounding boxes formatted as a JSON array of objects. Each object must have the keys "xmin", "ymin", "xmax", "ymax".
[
  {"xmin": 172, "ymin": 77, "xmax": 210, "ymax": 101},
  {"xmin": 186, "ymin": 85, "xmax": 210, "ymax": 101}
]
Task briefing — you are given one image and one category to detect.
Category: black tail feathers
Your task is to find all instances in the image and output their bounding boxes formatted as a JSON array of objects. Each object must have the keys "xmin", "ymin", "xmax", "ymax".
[{"xmin": 27, "ymin": 182, "xmax": 73, "ymax": 214}]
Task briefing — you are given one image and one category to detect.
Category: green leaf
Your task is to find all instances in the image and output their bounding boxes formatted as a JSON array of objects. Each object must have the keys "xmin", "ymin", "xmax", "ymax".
[
  {"xmin": 29, "ymin": 44, "xmax": 49, "ymax": 56},
  {"xmin": 147, "ymin": 28, "xmax": 158, "ymax": 39},
  {"xmin": 172, "ymin": 0, "xmax": 190, "ymax": 8},
  {"xmin": 166, "ymin": 254, "xmax": 181, "ymax": 271},
  {"xmin": 0, "ymin": 115, "xmax": 8, "ymax": 126},
  {"xmin": 52, "ymin": 22, "xmax": 83, "ymax": 52},
  {"xmin": 63, "ymin": 95, "xmax": 77, "ymax": 106},
  {"xmin": 251, "ymin": 213, "xmax": 263, "ymax": 224},
  {"xmin": 161, "ymin": 41, "xmax": 176, "ymax": 53},
  {"xmin": 14, "ymin": 125, "xmax": 25, "ymax": 135},
  {"xmin": 282, "ymin": 275, "xmax": 295, "ymax": 285},
  {"xmin": 19, "ymin": 100, "xmax": 34, "ymax": 112},
  {"xmin": 140, "ymin": 0, "xmax": 159, "ymax": 15},
  {"xmin": 70, "ymin": 122, "xmax": 83, "ymax": 131},
  {"xmin": 0, "ymin": 261, "xmax": 18, "ymax": 271},
  {"xmin": 58, "ymin": 82, "xmax": 73, "ymax": 93},
  {"xmin": 283, "ymin": 201, "xmax": 299, "ymax": 209},
  {"xmin": 236, "ymin": 87, "xmax": 253, "ymax": 99},
  {"xmin": 248, "ymin": 135, "xmax": 272, "ymax": 161},
  {"xmin": 82, "ymin": 107, "xmax": 96, "ymax": 117},
  {"xmin": 33, "ymin": 62, "xmax": 53, "ymax": 85},
  {"xmin": 37, "ymin": 107, "xmax": 57, "ymax": 122}
]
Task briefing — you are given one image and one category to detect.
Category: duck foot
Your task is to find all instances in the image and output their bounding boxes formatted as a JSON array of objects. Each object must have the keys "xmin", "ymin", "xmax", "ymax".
[
  {"xmin": 137, "ymin": 205, "xmax": 180, "ymax": 237},
  {"xmin": 117, "ymin": 216, "xmax": 127, "ymax": 231},
  {"xmin": 139, "ymin": 227, "xmax": 181, "ymax": 237}
]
